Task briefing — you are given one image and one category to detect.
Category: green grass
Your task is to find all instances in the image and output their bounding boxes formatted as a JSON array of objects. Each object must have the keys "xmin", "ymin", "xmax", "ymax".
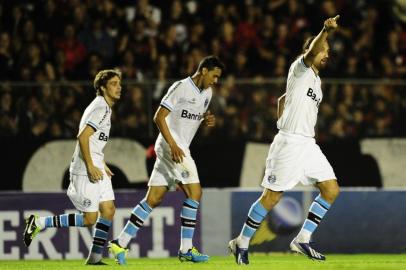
[{"xmin": 2, "ymin": 254, "xmax": 406, "ymax": 270}]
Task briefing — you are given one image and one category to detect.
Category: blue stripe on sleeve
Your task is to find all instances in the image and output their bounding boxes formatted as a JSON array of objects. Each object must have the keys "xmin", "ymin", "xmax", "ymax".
[{"xmin": 86, "ymin": 121, "xmax": 98, "ymax": 130}]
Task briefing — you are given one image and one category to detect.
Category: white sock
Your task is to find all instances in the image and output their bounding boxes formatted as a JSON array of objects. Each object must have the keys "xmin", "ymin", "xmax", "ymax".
[
  {"xmin": 296, "ymin": 229, "xmax": 311, "ymax": 243},
  {"xmin": 117, "ymin": 232, "xmax": 132, "ymax": 248},
  {"xmin": 87, "ymin": 253, "xmax": 102, "ymax": 263},
  {"xmin": 180, "ymin": 238, "xmax": 193, "ymax": 253},
  {"xmin": 37, "ymin": 217, "xmax": 46, "ymax": 229},
  {"xmin": 237, "ymin": 234, "xmax": 250, "ymax": 249}
]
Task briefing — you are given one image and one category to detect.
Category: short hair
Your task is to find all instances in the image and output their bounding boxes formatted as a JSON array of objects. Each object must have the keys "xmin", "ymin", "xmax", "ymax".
[
  {"xmin": 197, "ymin": 55, "xmax": 225, "ymax": 72},
  {"xmin": 93, "ymin": 69, "xmax": 121, "ymax": 96},
  {"xmin": 302, "ymin": 36, "xmax": 316, "ymax": 53}
]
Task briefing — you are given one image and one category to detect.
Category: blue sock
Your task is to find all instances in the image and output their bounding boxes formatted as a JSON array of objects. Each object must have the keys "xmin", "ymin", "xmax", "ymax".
[
  {"xmin": 89, "ymin": 217, "xmax": 112, "ymax": 256},
  {"xmin": 117, "ymin": 199, "xmax": 152, "ymax": 247},
  {"xmin": 180, "ymin": 198, "xmax": 199, "ymax": 252},
  {"xmin": 239, "ymin": 199, "xmax": 268, "ymax": 248},
  {"xmin": 41, "ymin": 213, "xmax": 84, "ymax": 228},
  {"xmin": 298, "ymin": 194, "xmax": 331, "ymax": 242}
]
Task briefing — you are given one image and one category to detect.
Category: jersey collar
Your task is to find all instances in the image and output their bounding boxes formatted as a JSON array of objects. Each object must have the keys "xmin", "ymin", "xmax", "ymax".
[{"xmin": 188, "ymin": 77, "xmax": 204, "ymax": 94}]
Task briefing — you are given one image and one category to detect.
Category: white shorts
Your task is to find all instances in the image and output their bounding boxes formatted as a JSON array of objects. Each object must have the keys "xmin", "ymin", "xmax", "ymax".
[
  {"xmin": 149, "ymin": 147, "xmax": 200, "ymax": 190},
  {"xmin": 67, "ymin": 172, "xmax": 115, "ymax": 212},
  {"xmin": 261, "ymin": 131, "xmax": 336, "ymax": 192}
]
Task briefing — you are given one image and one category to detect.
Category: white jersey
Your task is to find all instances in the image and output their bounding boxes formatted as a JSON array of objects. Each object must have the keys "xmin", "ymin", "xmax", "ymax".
[
  {"xmin": 277, "ymin": 56, "xmax": 322, "ymax": 137},
  {"xmin": 70, "ymin": 96, "xmax": 112, "ymax": 175},
  {"xmin": 156, "ymin": 77, "xmax": 212, "ymax": 151}
]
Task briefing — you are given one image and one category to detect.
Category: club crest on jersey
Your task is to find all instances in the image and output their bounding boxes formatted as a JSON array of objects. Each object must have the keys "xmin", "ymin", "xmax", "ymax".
[
  {"xmin": 82, "ymin": 198, "xmax": 92, "ymax": 208},
  {"xmin": 204, "ymin": 98, "xmax": 209, "ymax": 108},
  {"xmin": 307, "ymin": 88, "xmax": 321, "ymax": 107},
  {"xmin": 181, "ymin": 109, "xmax": 203, "ymax": 120},
  {"xmin": 268, "ymin": 174, "xmax": 276, "ymax": 183},
  {"xmin": 181, "ymin": 170, "xmax": 190, "ymax": 179}
]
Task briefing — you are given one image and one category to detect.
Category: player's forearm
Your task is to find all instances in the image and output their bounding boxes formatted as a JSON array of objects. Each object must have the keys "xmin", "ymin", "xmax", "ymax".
[
  {"xmin": 78, "ymin": 136, "xmax": 94, "ymax": 168},
  {"xmin": 304, "ymin": 30, "xmax": 328, "ymax": 66},
  {"xmin": 154, "ymin": 116, "xmax": 177, "ymax": 147},
  {"xmin": 311, "ymin": 28, "xmax": 329, "ymax": 54}
]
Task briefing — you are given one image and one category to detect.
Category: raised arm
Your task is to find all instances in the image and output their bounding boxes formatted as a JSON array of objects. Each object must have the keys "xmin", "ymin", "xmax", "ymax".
[{"xmin": 303, "ymin": 15, "xmax": 340, "ymax": 67}]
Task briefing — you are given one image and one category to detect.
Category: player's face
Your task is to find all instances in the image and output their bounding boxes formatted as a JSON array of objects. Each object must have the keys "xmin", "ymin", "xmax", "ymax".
[
  {"xmin": 104, "ymin": 76, "xmax": 122, "ymax": 101},
  {"xmin": 202, "ymin": 67, "xmax": 222, "ymax": 89},
  {"xmin": 315, "ymin": 43, "xmax": 330, "ymax": 70}
]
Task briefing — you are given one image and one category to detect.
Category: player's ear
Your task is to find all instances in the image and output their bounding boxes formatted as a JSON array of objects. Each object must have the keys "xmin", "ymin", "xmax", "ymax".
[{"xmin": 202, "ymin": 67, "xmax": 208, "ymax": 75}]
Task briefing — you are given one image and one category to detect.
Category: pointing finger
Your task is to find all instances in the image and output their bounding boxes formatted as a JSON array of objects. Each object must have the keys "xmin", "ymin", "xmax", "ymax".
[{"xmin": 333, "ymin": 15, "xmax": 340, "ymax": 21}]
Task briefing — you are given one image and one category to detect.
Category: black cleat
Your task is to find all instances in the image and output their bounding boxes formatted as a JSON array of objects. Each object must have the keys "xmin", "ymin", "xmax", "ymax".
[{"xmin": 23, "ymin": 215, "xmax": 41, "ymax": 247}]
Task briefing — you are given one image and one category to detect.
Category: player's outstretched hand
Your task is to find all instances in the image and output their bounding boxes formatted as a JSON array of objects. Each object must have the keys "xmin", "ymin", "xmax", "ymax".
[
  {"xmin": 87, "ymin": 165, "xmax": 104, "ymax": 182},
  {"xmin": 203, "ymin": 110, "xmax": 216, "ymax": 127},
  {"xmin": 324, "ymin": 15, "xmax": 339, "ymax": 33},
  {"xmin": 169, "ymin": 143, "xmax": 186, "ymax": 163}
]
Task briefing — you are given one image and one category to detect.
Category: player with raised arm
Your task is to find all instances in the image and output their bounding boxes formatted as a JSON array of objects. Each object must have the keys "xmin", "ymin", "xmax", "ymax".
[
  {"xmin": 229, "ymin": 16, "xmax": 341, "ymax": 264},
  {"xmin": 23, "ymin": 69, "xmax": 122, "ymax": 265},
  {"xmin": 108, "ymin": 56, "xmax": 224, "ymax": 265}
]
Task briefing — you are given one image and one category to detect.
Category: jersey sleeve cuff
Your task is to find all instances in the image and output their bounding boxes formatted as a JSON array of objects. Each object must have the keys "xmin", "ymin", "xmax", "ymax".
[
  {"xmin": 86, "ymin": 121, "xmax": 98, "ymax": 131},
  {"xmin": 301, "ymin": 56, "xmax": 310, "ymax": 68},
  {"xmin": 160, "ymin": 101, "xmax": 173, "ymax": 111}
]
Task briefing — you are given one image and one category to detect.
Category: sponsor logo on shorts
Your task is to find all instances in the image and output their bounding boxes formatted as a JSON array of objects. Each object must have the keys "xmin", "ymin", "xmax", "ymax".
[
  {"xmin": 181, "ymin": 170, "xmax": 190, "ymax": 179},
  {"xmin": 82, "ymin": 198, "xmax": 92, "ymax": 208},
  {"xmin": 268, "ymin": 174, "xmax": 276, "ymax": 183}
]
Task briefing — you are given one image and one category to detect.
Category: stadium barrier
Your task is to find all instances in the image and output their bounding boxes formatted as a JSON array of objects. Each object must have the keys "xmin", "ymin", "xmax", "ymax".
[
  {"xmin": 8, "ymin": 138, "xmax": 406, "ymax": 191},
  {"xmin": 3, "ymin": 78, "xmax": 406, "ymax": 191},
  {"xmin": 1, "ymin": 189, "xmax": 405, "ymax": 259}
]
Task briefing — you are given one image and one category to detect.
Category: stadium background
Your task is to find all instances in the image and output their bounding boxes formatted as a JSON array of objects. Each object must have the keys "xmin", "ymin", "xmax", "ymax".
[{"xmin": 0, "ymin": 0, "xmax": 405, "ymax": 262}]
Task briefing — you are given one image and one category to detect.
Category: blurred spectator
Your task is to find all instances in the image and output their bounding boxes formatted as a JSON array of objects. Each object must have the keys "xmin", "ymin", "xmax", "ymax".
[
  {"xmin": 78, "ymin": 18, "xmax": 115, "ymax": 65},
  {"xmin": 0, "ymin": 91, "xmax": 17, "ymax": 136},
  {"xmin": 0, "ymin": 0, "xmax": 403, "ymax": 143},
  {"xmin": 0, "ymin": 32, "xmax": 14, "ymax": 80},
  {"xmin": 55, "ymin": 24, "xmax": 86, "ymax": 75}
]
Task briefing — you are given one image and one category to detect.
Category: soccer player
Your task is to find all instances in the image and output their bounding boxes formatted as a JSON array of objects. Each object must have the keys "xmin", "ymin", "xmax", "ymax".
[
  {"xmin": 23, "ymin": 69, "xmax": 122, "ymax": 265},
  {"xmin": 229, "ymin": 16, "xmax": 341, "ymax": 264},
  {"xmin": 108, "ymin": 56, "xmax": 224, "ymax": 265}
]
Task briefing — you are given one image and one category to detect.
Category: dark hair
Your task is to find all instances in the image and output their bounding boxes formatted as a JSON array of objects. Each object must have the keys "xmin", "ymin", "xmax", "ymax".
[
  {"xmin": 197, "ymin": 55, "xmax": 225, "ymax": 72},
  {"xmin": 302, "ymin": 36, "xmax": 316, "ymax": 53},
  {"xmin": 93, "ymin": 69, "xmax": 121, "ymax": 96}
]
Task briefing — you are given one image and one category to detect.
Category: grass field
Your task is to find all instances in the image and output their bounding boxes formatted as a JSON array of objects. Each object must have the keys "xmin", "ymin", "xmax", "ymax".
[{"xmin": 2, "ymin": 254, "xmax": 406, "ymax": 270}]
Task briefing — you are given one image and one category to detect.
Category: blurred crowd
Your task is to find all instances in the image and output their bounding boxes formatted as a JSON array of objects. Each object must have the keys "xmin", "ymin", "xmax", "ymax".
[{"xmin": 0, "ymin": 0, "xmax": 405, "ymax": 143}]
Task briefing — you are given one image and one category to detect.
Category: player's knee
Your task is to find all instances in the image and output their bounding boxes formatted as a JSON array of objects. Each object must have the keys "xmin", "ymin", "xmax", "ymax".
[
  {"xmin": 189, "ymin": 190, "xmax": 202, "ymax": 202},
  {"xmin": 101, "ymin": 205, "xmax": 116, "ymax": 220},
  {"xmin": 260, "ymin": 191, "xmax": 283, "ymax": 209},
  {"xmin": 329, "ymin": 184, "xmax": 340, "ymax": 200},
  {"xmin": 83, "ymin": 213, "xmax": 98, "ymax": 226},
  {"xmin": 321, "ymin": 182, "xmax": 340, "ymax": 203},
  {"xmin": 147, "ymin": 196, "xmax": 163, "ymax": 208}
]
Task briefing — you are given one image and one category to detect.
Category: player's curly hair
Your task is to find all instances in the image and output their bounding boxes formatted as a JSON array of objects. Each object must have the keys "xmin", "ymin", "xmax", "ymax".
[{"xmin": 93, "ymin": 69, "xmax": 121, "ymax": 96}]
